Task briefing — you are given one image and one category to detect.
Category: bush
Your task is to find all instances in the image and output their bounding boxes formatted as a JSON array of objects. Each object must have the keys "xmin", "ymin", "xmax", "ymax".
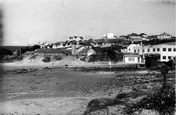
[
  {"xmin": 54, "ymin": 56, "xmax": 62, "ymax": 61},
  {"xmin": 124, "ymin": 85, "xmax": 175, "ymax": 115},
  {"xmin": 42, "ymin": 57, "xmax": 50, "ymax": 62}
]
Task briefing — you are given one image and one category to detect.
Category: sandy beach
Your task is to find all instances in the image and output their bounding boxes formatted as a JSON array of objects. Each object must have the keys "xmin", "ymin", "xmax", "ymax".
[{"xmin": 0, "ymin": 59, "xmax": 175, "ymax": 115}]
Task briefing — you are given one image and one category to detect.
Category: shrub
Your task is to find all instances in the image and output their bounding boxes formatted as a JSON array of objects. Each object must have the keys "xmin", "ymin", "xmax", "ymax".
[
  {"xmin": 124, "ymin": 85, "xmax": 175, "ymax": 115},
  {"xmin": 42, "ymin": 57, "xmax": 50, "ymax": 62},
  {"xmin": 54, "ymin": 56, "xmax": 62, "ymax": 61}
]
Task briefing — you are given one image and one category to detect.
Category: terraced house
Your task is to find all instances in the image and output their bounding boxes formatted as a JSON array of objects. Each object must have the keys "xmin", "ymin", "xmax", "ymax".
[{"xmin": 133, "ymin": 42, "xmax": 176, "ymax": 62}]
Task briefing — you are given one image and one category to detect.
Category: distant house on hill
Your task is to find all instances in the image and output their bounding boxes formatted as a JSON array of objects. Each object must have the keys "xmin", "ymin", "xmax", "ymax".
[
  {"xmin": 128, "ymin": 33, "xmax": 142, "ymax": 43},
  {"xmin": 128, "ymin": 33, "xmax": 149, "ymax": 43},
  {"xmin": 68, "ymin": 36, "xmax": 84, "ymax": 42},
  {"xmin": 52, "ymin": 42, "xmax": 64, "ymax": 49},
  {"xmin": 148, "ymin": 35, "xmax": 158, "ymax": 41},
  {"xmin": 126, "ymin": 44, "xmax": 141, "ymax": 53},
  {"xmin": 157, "ymin": 32, "xmax": 172, "ymax": 39},
  {"xmin": 40, "ymin": 42, "xmax": 49, "ymax": 49},
  {"xmin": 119, "ymin": 35, "xmax": 129, "ymax": 39}
]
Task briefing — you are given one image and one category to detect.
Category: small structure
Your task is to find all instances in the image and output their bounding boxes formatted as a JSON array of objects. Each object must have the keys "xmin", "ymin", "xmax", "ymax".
[
  {"xmin": 157, "ymin": 32, "xmax": 172, "ymax": 39},
  {"xmin": 107, "ymin": 33, "xmax": 114, "ymax": 39},
  {"xmin": 127, "ymin": 44, "xmax": 140, "ymax": 53},
  {"xmin": 123, "ymin": 53, "xmax": 141, "ymax": 63}
]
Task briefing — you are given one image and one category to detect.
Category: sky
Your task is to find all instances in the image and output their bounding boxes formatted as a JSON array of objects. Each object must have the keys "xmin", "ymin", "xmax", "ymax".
[{"xmin": 0, "ymin": 0, "xmax": 175, "ymax": 46}]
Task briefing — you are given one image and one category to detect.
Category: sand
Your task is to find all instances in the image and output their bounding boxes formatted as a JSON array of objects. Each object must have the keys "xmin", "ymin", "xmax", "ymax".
[{"xmin": 0, "ymin": 56, "xmax": 174, "ymax": 115}]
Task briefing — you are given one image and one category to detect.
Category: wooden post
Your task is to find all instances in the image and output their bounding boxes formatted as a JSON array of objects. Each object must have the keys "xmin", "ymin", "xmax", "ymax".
[{"xmin": 159, "ymin": 64, "xmax": 169, "ymax": 89}]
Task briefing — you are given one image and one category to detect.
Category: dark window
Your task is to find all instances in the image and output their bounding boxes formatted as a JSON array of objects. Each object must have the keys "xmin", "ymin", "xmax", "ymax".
[
  {"xmin": 168, "ymin": 48, "xmax": 171, "ymax": 52},
  {"xmin": 153, "ymin": 48, "xmax": 155, "ymax": 52},
  {"xmin": 134, "ymin": 49, "xmax": 136, "ymax": 53},
  {"xmin": 148, "ymin": 49, "xmax": 150, "ymax": 52},
  {"xmin": 163, "ymin": 48, "xmax": 166, "ymax": 51},
  {"xmin": 142, "ymin": 49, "xmax": 145, "ymax": 52},
  {"xmin": 157, "ymin": 48, "xmax": 160, "ymax": 52},
  {"xmin": 163, "ymin": 56, "xmax": 166, "ymax": 59},
  {"xmin": 174, "ymin": 48, "xmax": 176, "ymax": 52},
  {"xmin": 129, "ymin": 57, "xmax": 135, "ymax": 61},
  {"xmin": 168, "ymin": 56, "xmax": 171, "ymax": 60},
  {"xmin": 138, "ymin": 49, "xmax": 140, "ymax": 53}
]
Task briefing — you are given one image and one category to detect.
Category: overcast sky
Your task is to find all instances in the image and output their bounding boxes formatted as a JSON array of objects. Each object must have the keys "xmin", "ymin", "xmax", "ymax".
[{"xmin": 1, "ymin": 0, "xmax": 175, "ymax": 46}]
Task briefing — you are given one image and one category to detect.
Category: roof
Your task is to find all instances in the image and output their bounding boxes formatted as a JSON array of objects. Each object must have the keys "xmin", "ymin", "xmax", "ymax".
[
  {"xmin": 123, "ymin": 52, "xmax": 139, "ymax": 57},
  {"xmin": 124, "ymin": 55, "xmax": 140, "ymax": 57},
  {"xmin": 94, "ymin": 39, "xmax": 107, "ymax": 44}
]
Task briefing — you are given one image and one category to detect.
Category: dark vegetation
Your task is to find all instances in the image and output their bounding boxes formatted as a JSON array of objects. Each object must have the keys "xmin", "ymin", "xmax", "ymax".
[
  {"xmin": 20, "ymin": 45, "xmax": 40, "ymax": 54},
  {"xmin": 83, "ymin": 64, "xmax": 175, "ymax": 115},
  {"xmin": 124, "ymin": 85, "xmax": 175, "ymax": 115},
  {"xmin": 42, "ymin": 56, "xmax": 51, "ymax": 63}
]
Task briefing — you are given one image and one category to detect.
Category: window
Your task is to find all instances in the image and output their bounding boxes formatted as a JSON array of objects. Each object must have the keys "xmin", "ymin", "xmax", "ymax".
[
  {"xmin": 168, "ymin": 48, "xmax": 171, "ymax": 52},
  {"xmin": 153, "ymin": 48, "xmax": 155, "ymax": 52},
  {"xmin": 129, "ymin": 49, "xmax": 130, "ymax": 51},
  {"xmin": 148, "ymin": 49, "xmax": 150, "ymax": 52},
  {"xmin": 163, "ymin": 56, "xmax": 166, "ymax": 59},
  {"xmin": 168, "ymin": 56, "xmax": 171, "ymax": 60},
  {"xmin": 134, "ymin": 49, "xmax": 136, "ymax": 53},
  {"xmin": 128, "ymin": 57, "xmax": 135, "ymax": 61},
  {"xmin": 142, "ymin": 49, "xmax": 145, "ymax": 52},
  {"xmin": 174, "ymin": 48, "xmax": 176, "ymax": 52},
  {"xmin": 157, "ymin": 48, "xmax": 160, "ymax": 52},
  {"xmin": 163, "ymin": 48, "xmax": 166, "ymax": 51},
  {"xmin": 138, "ymin": 49, "xmax": 140, "ymax": 53}
]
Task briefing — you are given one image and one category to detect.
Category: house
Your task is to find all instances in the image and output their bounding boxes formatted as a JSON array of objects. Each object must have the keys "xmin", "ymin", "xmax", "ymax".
[
  {"xmin": 157, "ymin": 32, "xmax": 172, "ymax": 39},
  {"xmin": 52, "ymin": 42, "xmax": 64, "ymax": 49},
  {"xmin": 133, "ymin": 42, "xmax": 176, "ymax": 62},
  {"xmin": 40, "ymin": 42, "xmax": 49, "ymax": 49},
  {"xmin": 128, "ymin": 33, "xmax": 142, "ymax": 43},
  {"xmin": 126, "ymin": 44, "xmax": 141, "ymax": 53},
  {"xmin": 107, "ymin": 33, "xmax": 114, "ymax": 39},
  {"xmin": 123, "ymin": 53, "xmax": 141, "ymax": 63},
  {"xmin": 68, "ymin": 36, "xmax": 84, "ymax": 42}
]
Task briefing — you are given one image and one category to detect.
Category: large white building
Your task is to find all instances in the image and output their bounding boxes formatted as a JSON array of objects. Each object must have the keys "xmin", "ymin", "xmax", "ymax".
[{"xmin": 133, "ymin": 42, "xmax": 176, "ymax": 62}]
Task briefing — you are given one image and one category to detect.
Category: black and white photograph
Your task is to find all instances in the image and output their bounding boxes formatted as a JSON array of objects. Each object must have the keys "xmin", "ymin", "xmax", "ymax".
[{"xmin": 0, "ymin": 0, "xmax": 175, "ymax": 114}]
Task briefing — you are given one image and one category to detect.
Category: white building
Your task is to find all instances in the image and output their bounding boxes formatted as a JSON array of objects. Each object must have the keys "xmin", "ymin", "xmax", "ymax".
[
  {"xmin": 157, "ymin": 32, "xmax": 172, "ymax": 39},
  {"xmin": 107, "ymin": 33, "xmax": 114, "ymax": 39},
  {"xmin": 123, "ymin": 53, "xmax": 141, "ymax": 63},
  {"xmin": 126, "ymin": 44, "xmax": 141, "ymax": 53},
  {"xmin": 133, "ymin": 42, "xmax": 176, "ymax": 62},
  {"xmin": 68, "ymin": 36, "xmax": 84, "ymax": 41}
]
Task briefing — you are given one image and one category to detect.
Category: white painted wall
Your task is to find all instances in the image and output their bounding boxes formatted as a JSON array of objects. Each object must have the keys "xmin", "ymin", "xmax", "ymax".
[
  {"xmin": 133, "ymin": 44, "xmax": 176, "ymax": 62},
  {"xmin": 127, "ymin": 44, "xmax": 140, "ymax": 53},
  {"xmin": 124, "ymin": 56, "xmax": 141, "ymax": 63}
]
